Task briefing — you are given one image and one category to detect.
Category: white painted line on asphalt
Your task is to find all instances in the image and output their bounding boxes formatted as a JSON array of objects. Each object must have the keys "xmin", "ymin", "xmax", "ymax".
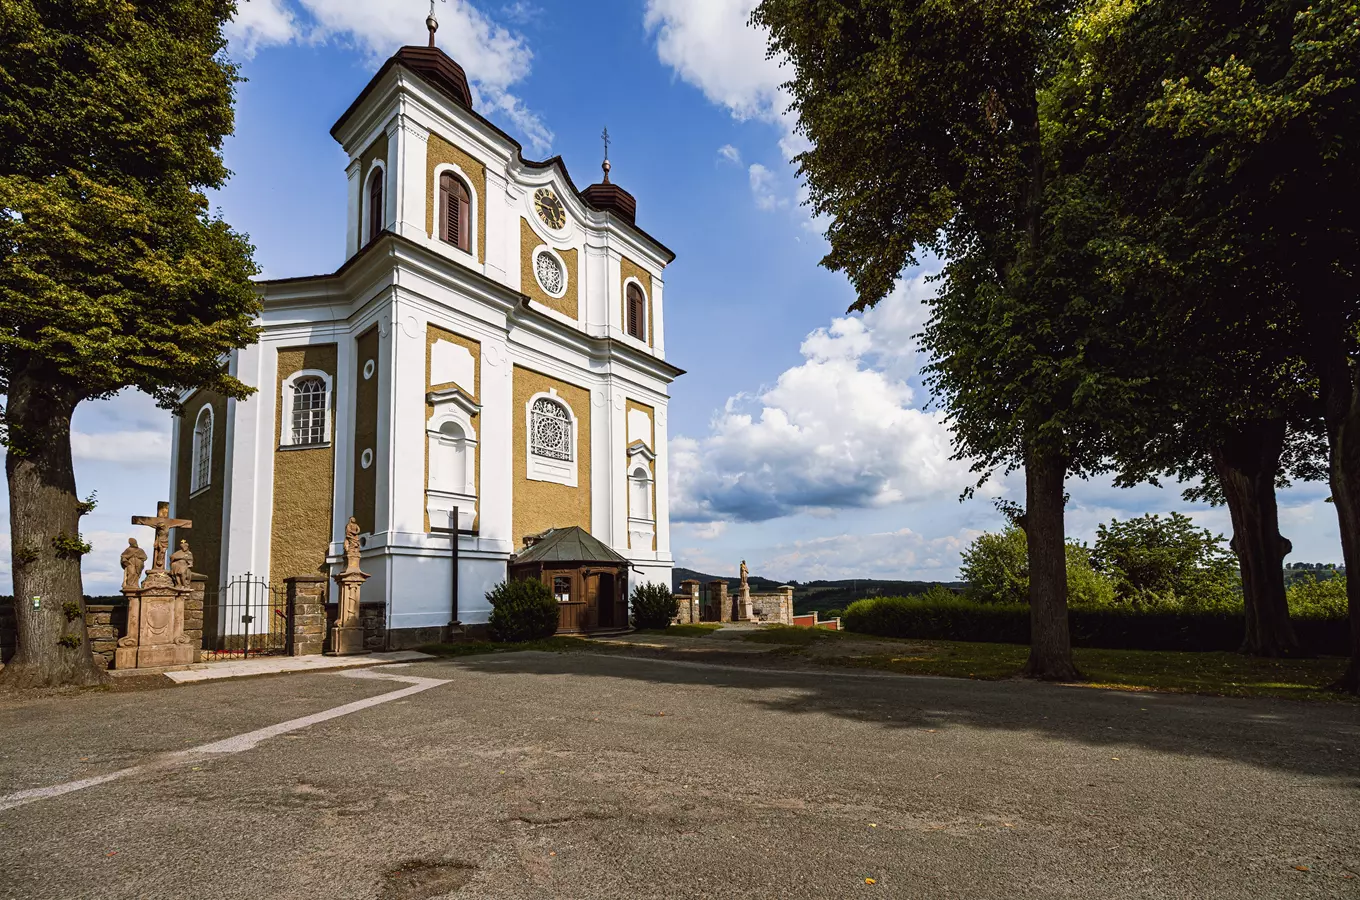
[
  {"xmin": 0, "ymin": 669, "xmax": 449, "ymax": 814},
  {"xmin": 0, "ymin": 768, "xmax": 146, "ymax": 814}
]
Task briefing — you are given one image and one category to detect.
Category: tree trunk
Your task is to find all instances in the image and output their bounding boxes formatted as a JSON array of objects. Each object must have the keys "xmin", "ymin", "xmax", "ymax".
[
  {"xmin": 1321, "ymin": 366, "xmax": 1360, "ymax": 694},
  {"xmin": 1211, "ymin": 418, "xmax": 1299, "ymax": 656},
  {"xmin": 0, "ymin": 368, "xmax": 105, "ymax": 689},
  {"xmin": 1022, "ymin": 441, "xmax": 1079, "ymax": 681}
]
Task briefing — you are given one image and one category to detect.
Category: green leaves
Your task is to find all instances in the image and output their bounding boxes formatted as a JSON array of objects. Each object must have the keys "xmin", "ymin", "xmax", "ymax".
[{"xmin": 0, "ymin": 1, "xmax": 259, "ymax": 418}]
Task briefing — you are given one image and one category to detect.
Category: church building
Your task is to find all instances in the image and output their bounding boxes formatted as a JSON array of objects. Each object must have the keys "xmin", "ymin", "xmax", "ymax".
[{"xmin": 167, "ymin": 29, "xmax": 679, "ymax": 644}]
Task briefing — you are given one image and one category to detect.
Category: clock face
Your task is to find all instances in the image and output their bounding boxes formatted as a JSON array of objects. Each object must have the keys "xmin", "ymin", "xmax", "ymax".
[{"xmin": 534, "ymin": 187, "xmax": 567, "ymax": 230}]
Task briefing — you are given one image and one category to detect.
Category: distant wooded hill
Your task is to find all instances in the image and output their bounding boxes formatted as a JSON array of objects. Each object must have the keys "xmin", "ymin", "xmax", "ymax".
[{"xmin": 671, "ymin": 567, "xmax": 967, "ymax": 615}]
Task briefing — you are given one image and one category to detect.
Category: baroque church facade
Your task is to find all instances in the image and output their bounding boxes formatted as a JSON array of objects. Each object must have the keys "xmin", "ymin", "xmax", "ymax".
[{"xmin": 167, "ymin": 39, "xmax": 679, "ymax": 643}]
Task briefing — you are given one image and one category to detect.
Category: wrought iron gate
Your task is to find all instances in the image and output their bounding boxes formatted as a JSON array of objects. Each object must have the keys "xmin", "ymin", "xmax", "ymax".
[{"xmin": 201, "ymin": 574, "xmax": 287, "ymax": 662}]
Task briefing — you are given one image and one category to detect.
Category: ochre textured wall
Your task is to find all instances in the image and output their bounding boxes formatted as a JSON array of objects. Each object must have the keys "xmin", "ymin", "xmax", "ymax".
[
  {"xmin": 353, "ymin": 327, "xmax": 380, "ymax": 535},
  {"xmin": 425, "ymin": 132, "xmax": 488, "ymax": 264},
  {"xmin": 512, "ymin": 365, "xmax": 591, "ymax": 547},
  {"xmin": 172, "ymin": 389, "xmax": 228, "ymax": 590},
  {"xmin": 425, "ymin": 324, "xmax": 482, "ymax": 532},
  {"xmin": 520, "ymin": 218, "xmax": 579, "ymax": 319},
  {"xmin": 270, "ymin": 345, "xmax": 338, "ymax": 587},
  {"xmin": 620, "ymin": 256, "xmax": 655, "ymax": 347},
  {"xmin": 625, "ymin": 399, "xmax": 657, "ymax": 551}
]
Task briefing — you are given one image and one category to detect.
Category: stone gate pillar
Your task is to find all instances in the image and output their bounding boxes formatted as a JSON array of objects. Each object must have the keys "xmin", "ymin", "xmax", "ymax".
[
  {"xmin": 677, "ymin": 580, "xmax": 701, "ymax": 624},
  {"xmin": 710, "ymin": 581, "xmax": 731, "ymax": 624},
  {"xmin": 285, "ymin": 575, "xmax": 327, "ymax": 657}
]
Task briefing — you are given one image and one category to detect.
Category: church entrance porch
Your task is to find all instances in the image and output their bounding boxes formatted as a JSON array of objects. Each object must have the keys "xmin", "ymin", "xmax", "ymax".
[{"xmin": 507, "ymin": 527, "xmax": 631, "ymax": 635}]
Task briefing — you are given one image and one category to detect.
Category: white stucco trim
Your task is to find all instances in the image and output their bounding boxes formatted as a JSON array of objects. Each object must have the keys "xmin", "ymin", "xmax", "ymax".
[
  {"xmin": 530, "ymin": 244, "xmax": 569, "ymax": 299},
  {"xmin": 429, "ymin": 162, "xmax": 480, "ymax": 262},
  {"xmin": 525, "ymin": 388, "xmax": 577, "ymax": 487},
  {"xmin": 426, "ymin": 387, "xmax": 480, "ymax": 533},
  {"xmin": 279, "ymin": 368, "xmax": 334, "ymax": 448}
]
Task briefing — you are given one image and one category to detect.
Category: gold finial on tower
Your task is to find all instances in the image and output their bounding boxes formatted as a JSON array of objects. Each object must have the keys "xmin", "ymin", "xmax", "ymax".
[
  {"xmin": 601, "ymin": 127, "xmax": 612, "ymax": 184},
  {"xmin": 426, "ymin": 0, "xmax": 442, "ymax": 48}
]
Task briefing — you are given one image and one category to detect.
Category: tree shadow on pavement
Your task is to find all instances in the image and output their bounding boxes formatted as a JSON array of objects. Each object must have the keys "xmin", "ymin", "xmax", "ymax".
[{"xmin": 441, "ymin": 650, "xmax": 1360, "ymax": 782}]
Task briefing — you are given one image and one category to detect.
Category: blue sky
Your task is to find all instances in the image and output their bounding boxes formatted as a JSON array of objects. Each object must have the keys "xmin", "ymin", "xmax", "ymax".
[{"xmin": 1, "ymin": 0, "xmax": 1342, "ymax": 594}]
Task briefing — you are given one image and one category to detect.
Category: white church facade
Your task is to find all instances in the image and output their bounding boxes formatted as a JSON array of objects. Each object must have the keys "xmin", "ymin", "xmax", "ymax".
[{"xmin": 167, "ymin": 41, "xmax": 679, "ymax": 644}]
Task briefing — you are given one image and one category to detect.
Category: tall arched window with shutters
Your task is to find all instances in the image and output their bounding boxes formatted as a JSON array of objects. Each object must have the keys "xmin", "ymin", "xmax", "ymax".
[
  {"xmin": 190, "ymin": 405, "xmax": 213, "ymax": 495},
  {"xmin": 439, "ymin": 172, "xmax": 472, "ymax": 252},
  {"xmin": 626, "ymin": 283, "xmax": 646, "ymax": 340},
  {"xmin": 366, "ymin": 170, "xmax": 384, "ymax": 245}
]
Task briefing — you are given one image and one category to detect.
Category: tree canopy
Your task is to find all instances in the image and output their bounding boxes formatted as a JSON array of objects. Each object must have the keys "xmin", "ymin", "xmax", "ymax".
[{"xmin": 0, "ymin": 1, "xmax": 260, "ymax": 687}]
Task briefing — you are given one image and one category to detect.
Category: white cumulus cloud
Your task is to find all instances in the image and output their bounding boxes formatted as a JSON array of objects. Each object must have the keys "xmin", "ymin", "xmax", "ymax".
[
  {"xmin": 718, "ymin": 144, "xmax": 742, "ymax": 165},
  {"xmin": 670, "ymin": 266, "xmax": 977, "ymax": 527},
  {"xmin": 70, "ymin": 430, "xmax": 171, "ymax": 466},
  {"xmin": 226, "ymin": 0, "xmax": 553, "ymax": 154}
]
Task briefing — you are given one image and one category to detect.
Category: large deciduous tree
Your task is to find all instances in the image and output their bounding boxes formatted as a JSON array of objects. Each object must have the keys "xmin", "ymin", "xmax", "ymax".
[
  {"xmin": 755, "ymin": 0, "xmax": 1156, "ymax": 679},
  {"xmin": 0, "ymin": 1, "xmax": 259, "ymax": 688},
  {"xmin": 1051, "ymin": 0, "xmax": 1355, "ymax": 673}
]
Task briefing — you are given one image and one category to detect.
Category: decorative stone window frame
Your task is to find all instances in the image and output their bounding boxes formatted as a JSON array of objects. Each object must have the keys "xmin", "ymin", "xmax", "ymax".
[
  {"xmin": 526, "ymin": 389, "xmax": 578, "ymax": 487},
  {"xmin": 426, "ymin": 387, "xmax": 480, "ymax": 532},
  {"xmin": 189, "ymin": 404, "xmax": 214, "ymax": 496},
  {"xmin": 623, "ymin": 276, "xmax": 649, "ymax": 342},
  {"xmin": 627, "ymin": 442, "xmax": 656, "ymax": 524},
  {"xmin": 362, "ymin": 161, "xmax": 386, "ymax": 245},
  {"xmin": 431, "ymin": 162, "xmax": 479, "ymax": 261},
  {"xmin": 280, "ymin": 369, "xmax": 333, "ymax": 449},
  {"xmin": 531, "ymin": 244, "xmax": 569, "ymax": 300}
]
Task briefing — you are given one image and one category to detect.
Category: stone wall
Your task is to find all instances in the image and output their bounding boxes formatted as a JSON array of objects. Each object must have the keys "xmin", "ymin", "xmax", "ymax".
[
  {"xmin": 1, "ymin": 598, "xmax": 133, "ymax": 669},
  {"xmin": 673, "ymin": 580, "xmax": 701, "ymax": 625},
  {"xmin": 286, "ymin": 575, "xmax": 327, "ymax": 656},
  {"xmin": 1, "ymin": 599, "xmax": 14, "ymax": 664},
  {"xmin": 84, "ymin": 604, "xmax": 129, "ymax": 670},
  {"xmin": 749, "ymin": 587, "xmax": 795, "ymax": 626},
  {"xmin": 325, "ymin": 600, "xmax": 388, "ymax": 652}
]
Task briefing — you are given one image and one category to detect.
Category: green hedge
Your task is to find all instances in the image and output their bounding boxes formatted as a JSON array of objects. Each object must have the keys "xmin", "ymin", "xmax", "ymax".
[{"xmin": 842, "ymin": 594, "xmax": 1350, "ymax": 655}]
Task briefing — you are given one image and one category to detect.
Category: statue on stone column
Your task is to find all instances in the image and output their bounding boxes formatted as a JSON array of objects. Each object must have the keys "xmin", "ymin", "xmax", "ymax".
[
  {"xmin": 121, "ymin": 538, "xmax": 147, "ymax": 591},
  {"xmin": 170, "ymin": 540, "xmax": 194, "ymax": 589},
  {"xmin": 740, "ymin": 560, "xmax": 749, "ymax": 591},
  {"xmin": 343, "ymin": 516, "xmax": 363, "ymax": 573}
]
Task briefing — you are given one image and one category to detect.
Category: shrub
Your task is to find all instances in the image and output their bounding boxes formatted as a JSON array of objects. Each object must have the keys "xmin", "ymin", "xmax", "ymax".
[
  {"xmin": 631, "ymin": 582, "xmax": 679, "ymax": 629},
  {"xmin": 1288, "ymin": 575, "xmax": 1348, "ymax": 619},
  {"xmin": 486, "ymin": 578, "xmax": 559, "ymax": 642},
  {"xmin": 1091, "ymin": 513, "xmax": 1240, "ymax": 609},
  {"xmin": 841, "ymin": 591, "xmax": 1348, "ymax": 655}
]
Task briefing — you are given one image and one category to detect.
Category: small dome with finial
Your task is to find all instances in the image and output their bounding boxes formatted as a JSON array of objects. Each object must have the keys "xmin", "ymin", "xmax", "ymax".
[{"xmin": 583, "ymin": 127, "xmax": 637, "ymax": 222}]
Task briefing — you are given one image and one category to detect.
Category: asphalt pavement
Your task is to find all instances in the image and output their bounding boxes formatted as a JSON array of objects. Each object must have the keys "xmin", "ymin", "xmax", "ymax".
[{"xmin": 1, "ymin": 651, "xmax": 1358, "ymax": 899}]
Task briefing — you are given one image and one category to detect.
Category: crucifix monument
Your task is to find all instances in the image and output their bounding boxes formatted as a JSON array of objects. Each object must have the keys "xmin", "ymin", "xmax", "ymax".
[{"xmin": 115, "ymin": 501, "xmax": 196, "ymax": 670}]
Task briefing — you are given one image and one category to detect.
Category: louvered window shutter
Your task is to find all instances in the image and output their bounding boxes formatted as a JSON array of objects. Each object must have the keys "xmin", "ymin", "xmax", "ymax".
[
  {"xmin": 627, "ymin": 286, "xmax": 644, "ymax": 339},
  {"xmin": 440, "ymin": 173, "xmax": 471, "ymax": 252}
]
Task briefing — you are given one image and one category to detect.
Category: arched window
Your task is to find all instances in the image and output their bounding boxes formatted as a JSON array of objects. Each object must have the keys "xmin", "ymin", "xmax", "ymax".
[
  {"xmin": 530, "ymin": 397, "xmax": 572, "ymax": 462},
  {"xmin": 190, "ymin": 405, "xmax": 213, "ymax": 494},
  {"xmin": 629, "ymin": 463, "xmax": 653, "ymax": 520},
  {"xmin": 626, "ymin": 283, "xmax": 646, "ymax": 340},
  {"xmin": 291, "ymin": 376, "xmax": 328, "ymax": 446},
  {"xmin": 439, "ymin": 172, "xmax": 471, "ymax": 252},
  {"xmin": 367, "ymin": 170, "xmax": 384, "ymax": 245}
]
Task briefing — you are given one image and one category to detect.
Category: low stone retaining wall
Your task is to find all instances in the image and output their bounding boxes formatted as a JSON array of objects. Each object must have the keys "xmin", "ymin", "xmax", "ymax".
[
  {"xmin": 324, "ymin": 601, "xmax": 387, "ymax": 653},
  {"xmin": 750, "ymin": 587, "xmax": 795, "ymax": 625}
]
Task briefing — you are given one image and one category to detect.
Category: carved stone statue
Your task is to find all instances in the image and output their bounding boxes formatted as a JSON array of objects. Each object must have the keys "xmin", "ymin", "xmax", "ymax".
[
  {"xmin": 343, "ymin": 516, "xmax": 363, "ymax": 573},
  {"xmin": 121, "ymin": 538, "xmax": 147, "ymax": 592},
  {"xmin": 131, "ymin": 502, "xmax": 191, "ymax": 575},
  {"xmin": 169, "ymin": 540, "xmax": 194, "ymax": 589},
  {"xmin": 740, "ymin": 559, "xmax": 749, "ymax": 590}
]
